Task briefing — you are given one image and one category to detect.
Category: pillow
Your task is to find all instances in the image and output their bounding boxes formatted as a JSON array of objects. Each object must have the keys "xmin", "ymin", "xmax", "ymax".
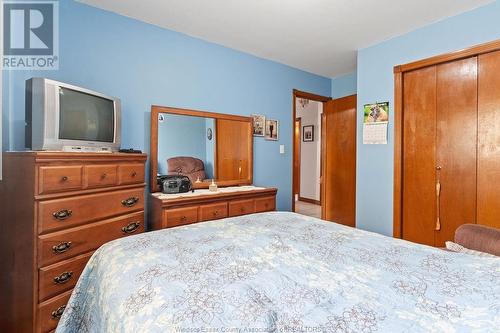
[{"xmin": 445, "ymin": 241, "xmax": 498, "ymax": 258}]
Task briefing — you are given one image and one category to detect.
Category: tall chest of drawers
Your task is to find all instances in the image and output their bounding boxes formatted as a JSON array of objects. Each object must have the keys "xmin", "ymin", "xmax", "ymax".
[{"xmin": 0, "ymin": 152, "xmax": 147, "ymax": 333}]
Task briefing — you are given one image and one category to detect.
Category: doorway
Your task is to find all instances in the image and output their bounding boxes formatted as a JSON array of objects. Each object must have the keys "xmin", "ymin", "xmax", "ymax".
[
  {"xmin": 292, "ymin": 90, "xmax": 357, "ymax": 226},
  {"xmin": 292, "ymin": 90, "xmax": 329, "ymax": 218}
]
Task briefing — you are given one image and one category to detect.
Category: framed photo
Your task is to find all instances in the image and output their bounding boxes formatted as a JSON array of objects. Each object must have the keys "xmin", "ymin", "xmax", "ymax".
[
  {"xmin": 303, "ymin": 125, "xmax": 314, "ymax": 142},
  {"xmin": 251, "ymin": 114, "xmax": 266, "ymax": 137},
  {"xmin": 265, "ymin": 119, "xmax": 279, "ymax": 141}
]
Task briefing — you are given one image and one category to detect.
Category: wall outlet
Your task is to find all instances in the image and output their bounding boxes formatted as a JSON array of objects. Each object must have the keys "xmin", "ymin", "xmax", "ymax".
[{"xmin": 280, "ymin": 145, "xmax": 285, "ymax": 154}]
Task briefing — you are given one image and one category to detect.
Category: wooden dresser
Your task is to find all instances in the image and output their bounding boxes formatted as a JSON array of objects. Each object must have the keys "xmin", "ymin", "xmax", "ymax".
[
  {"xmin": 0, "ymin": 152, "xmax": 147, "ymax": 333},
  {"xmin": 149, "ymin": 187, "xmax": 277, "ymax": 230}
]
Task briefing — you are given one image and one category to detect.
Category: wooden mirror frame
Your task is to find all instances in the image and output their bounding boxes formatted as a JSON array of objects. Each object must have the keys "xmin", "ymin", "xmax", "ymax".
[{"xmin": 150, "ymin": 105, "xmax": 254, "ymax": 193}]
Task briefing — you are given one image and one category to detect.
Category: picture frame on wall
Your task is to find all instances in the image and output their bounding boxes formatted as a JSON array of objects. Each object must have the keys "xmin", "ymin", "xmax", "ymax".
[
  {"xmin": 303, "ymin": 125, "xmax": 314, "ymax": 142},
  {"xmin": 265, "ymin": 119, "xmax": 279, "ymax": 141},
  {"xmin": 251, "ymin": 114, "xmax": 266, "ymax": 137}
]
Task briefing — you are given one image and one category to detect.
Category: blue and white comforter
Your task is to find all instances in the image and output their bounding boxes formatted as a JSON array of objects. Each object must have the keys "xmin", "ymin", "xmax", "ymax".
[{"xmin": 56, "ymin": 212, "xmax": 500, "ymax": 332}]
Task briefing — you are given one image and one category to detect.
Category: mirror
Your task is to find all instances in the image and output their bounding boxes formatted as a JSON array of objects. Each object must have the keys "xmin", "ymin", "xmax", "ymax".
[
  {"xmin": 150, "ymin": 106, "xmax": 253, "ymax": 192},
  {"xmin": 157, "ymin": 113, "xmax": 216, "ymax": 180}
]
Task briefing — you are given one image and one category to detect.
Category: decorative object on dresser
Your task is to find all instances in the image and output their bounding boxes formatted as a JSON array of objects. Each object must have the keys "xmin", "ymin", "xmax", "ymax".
[
  {"xmin": 149, "ymin": 105, "xmax": 277, "ymax": 230},
  {"xmin": 0, "ymin": 151, "xmax": 147, "ymax": 333},
  {"xmin": 149, "ymin": 187, "xmax": 278, "ymax": 230}
]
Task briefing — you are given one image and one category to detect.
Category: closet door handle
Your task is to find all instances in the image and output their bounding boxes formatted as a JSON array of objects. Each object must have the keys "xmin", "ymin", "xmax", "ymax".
[{"xmin": 435, "ymin": 181, "xmax": 441, "ymax": 231}]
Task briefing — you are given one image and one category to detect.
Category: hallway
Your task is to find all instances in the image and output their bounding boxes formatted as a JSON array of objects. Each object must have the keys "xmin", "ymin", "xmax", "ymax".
[{"xmin": 295, "ymin": 200, "xmax": 321, "ymax": 219}]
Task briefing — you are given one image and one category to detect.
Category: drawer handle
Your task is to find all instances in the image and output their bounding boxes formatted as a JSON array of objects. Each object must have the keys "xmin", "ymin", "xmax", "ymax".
[
  {"xmin": 52, "ymin": 209, "xmax": 73, "ymax": 221},
  {"xmin": 101, "ymin": 173, "xmax": 107, "ymax": 179},
  {"xmin": 51, "ymin": 305, "xmax": 66, "ymax": 320},
  {"xmin": 61, "ymin": 176, "xmax": 68, "ymax": 182},
  {"xmin": 121, "ymin": 197, "xmax": 139, "ymax": 207},
  {"xmin": 180, "ymin": 216, "xmax": 187, "ymax": 222},
  {"xmin": 131, "ymin": 171, "xmax": 137, "ymax": 177},
  {"xmin": 54, "ymin": 271, "xmax": 73, "ymax": 284},
  {"xmin": 213, "ymin": 210, "xmax": 219, "ymax": 216},
  {"xmin": 122, "ymin": 221, "xmax": 140, "ymax": 234},
  {"xmin": 52, "ymin": 241, "xmax": 72, "ymax": 254}
]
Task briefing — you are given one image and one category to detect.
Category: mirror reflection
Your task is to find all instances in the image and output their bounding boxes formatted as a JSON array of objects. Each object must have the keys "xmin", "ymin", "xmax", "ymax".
[{"xmin": 158, "ymin": 113, "xmax": 216, "ymax": 183}]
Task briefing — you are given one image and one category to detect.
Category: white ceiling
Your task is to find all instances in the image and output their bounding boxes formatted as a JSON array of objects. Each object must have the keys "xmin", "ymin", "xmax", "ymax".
[{"xmin": 80, "ymin": 0, "xmax": 493, "ymax": 78}]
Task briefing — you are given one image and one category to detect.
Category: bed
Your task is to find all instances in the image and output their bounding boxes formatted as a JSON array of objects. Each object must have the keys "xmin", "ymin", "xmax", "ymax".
[{"xmin": 56, "ymin": 212, "xmax": 499, "ymax": 332}]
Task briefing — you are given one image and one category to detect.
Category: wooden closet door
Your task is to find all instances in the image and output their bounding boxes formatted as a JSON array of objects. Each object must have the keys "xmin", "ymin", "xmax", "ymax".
[
  {"xmin": 478, "ymin": 51, "xmax": 500, "ymax": 228},
  {"xmin": 435, "ymin": 57, "xmax": 478, "ymax": 246},
  {"xmin": 402, "ymin": 66, "xmax": 437, "ymax": 246}
]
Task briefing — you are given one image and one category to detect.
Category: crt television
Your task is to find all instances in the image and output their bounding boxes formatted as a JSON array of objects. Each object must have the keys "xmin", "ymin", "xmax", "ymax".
[{"xmin": 25, "ymin": 78, "xmax": 121, "ymax": 152}]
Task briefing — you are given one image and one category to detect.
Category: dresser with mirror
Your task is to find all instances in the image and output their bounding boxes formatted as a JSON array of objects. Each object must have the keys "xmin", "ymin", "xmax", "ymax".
[{"xmin": 149, "ymin": 105, "xmax": 277, "ymax": 230}]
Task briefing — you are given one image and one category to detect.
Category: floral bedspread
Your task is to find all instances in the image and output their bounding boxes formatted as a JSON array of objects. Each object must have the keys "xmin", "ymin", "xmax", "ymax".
[{"xmin": 56, "ymin": 212, "xmax": 500, "ymax": 333}]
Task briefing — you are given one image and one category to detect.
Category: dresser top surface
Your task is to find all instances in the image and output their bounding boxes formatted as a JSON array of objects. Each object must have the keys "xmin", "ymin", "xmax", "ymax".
[{"xmin": 151, "ymin": 186, "xmax": 277, "ymax": 205}]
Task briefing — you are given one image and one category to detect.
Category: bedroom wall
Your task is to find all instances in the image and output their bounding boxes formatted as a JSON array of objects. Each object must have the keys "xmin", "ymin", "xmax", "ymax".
[
  {"xmin": 331, "ymin": 72, "xmax": 357, "ymax": 99},
  {"xmin": 356, "ymin": 0, "xmax": 500, "ymax": 236},
  {"xmin": 1, "ymin": 0, "xmax": 331, "ymax": 211}
]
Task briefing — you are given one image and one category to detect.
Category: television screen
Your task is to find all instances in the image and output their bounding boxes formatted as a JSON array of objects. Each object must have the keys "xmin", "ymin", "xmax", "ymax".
[{"xmin": 58, "ymin": 87, "xmax": 115, "ymax": 142}]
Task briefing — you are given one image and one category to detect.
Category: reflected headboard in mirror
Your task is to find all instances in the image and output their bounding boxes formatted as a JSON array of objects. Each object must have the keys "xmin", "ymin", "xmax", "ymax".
[{"xmin": 150, "ymin": 105, "xmax": 253, "ymax": 192}]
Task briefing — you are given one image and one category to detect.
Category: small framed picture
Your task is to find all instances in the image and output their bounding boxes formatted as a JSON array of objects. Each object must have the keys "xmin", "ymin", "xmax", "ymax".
[
  {"xmin": 303, "ymin": 125, "xmax": 314, "ymax": 142},
  {"xmin": 265, "ymin": 119, "xmax": 279, "ymax": 141},
  {"xmin": 251, "ymin": 114, "xmax": 266, "ymax": 137}
]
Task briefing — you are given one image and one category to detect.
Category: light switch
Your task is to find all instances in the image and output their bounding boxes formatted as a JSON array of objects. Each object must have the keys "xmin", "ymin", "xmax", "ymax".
[{"xmin": 280, "ymin": 145, "xmax": 285, "ymax": 154}]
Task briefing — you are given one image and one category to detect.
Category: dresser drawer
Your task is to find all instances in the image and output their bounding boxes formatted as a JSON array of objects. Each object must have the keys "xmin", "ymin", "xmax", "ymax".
[
  {"xmin": 38, "ymin": 166, "xmax": 83, "ymax": 194},
  {"xmin": 39, "ymin": 252, "xmax": 93, "ymax": 302},
  {"xmin": 38, "ymin": 212, "xmax": 144, "ymax": 267},
  {"xmin": 118, "ymin": 163, "xmax": 144, "ymax": 185},
  {"xmin": 199, "ymin": 202, "xmax": 228, "ymax": 221},
  {"xmin": 38, "ymin": 289, "xmax": 72, "ymax": 333},
  {"xmin": 228, "ymin": 199, "xmax": 255, "ymax": 217},
  {"xmin": 255, "ymin": 196, "xmax": 276, "ymax": 213},
  {"xmin": 163, "ymin": 207, "xmax": 198, "ymax": 228},
  {"xmin": 83, "ymin": 164, "xmax": 118, "ymax": 188},
  {"xmin": 38, "ymin": 188, "xmax": 144, "ymax": 234}
]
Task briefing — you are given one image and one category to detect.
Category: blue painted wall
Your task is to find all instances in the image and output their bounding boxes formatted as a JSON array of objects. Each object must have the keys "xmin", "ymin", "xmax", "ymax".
[
  {"xmin": 157, "ymin": 114, "xmax": 208, "ymax": 175},
  {"xmin": 331, "ymin": 72, "xmax": 357, "ymax": 99},
  {"xmin": 356, "ymin": 0, "xmax": 500, "ymax": 236},
  {"xmin": 1, "ymin": 0, "xmax": 331, "ymax": 211}
]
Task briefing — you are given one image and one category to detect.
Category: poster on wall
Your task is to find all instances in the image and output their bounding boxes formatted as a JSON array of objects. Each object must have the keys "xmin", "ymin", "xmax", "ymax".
[{"xmin": 363, "ymin": 102, "xmax": 389, "ymax": 144}]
